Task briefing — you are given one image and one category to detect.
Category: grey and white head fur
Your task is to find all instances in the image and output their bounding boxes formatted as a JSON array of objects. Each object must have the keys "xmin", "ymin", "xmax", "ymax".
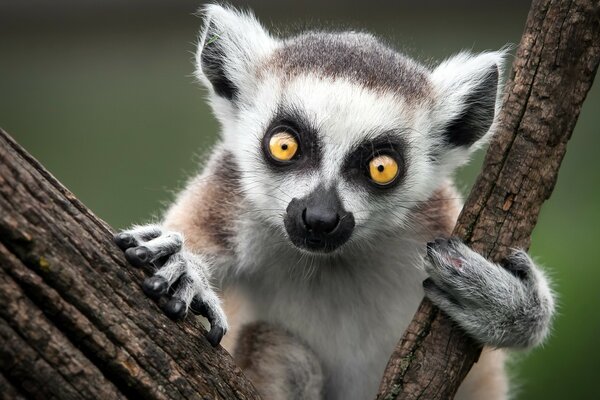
[
  {"xmin": 114, "ymin": 6, "xmax": 554, "ymax": 400},
  {"xmin": 195, "ymin": 4, "xmax": 506, "ymax": 257}
]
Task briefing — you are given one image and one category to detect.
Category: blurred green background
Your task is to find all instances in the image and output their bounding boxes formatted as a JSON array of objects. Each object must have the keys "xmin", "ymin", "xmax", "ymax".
[{"xmin": 1, "ymin": 1, "xmax": 598, "ymax": 399}]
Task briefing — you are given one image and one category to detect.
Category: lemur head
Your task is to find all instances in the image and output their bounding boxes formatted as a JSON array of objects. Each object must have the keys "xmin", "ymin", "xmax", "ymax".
[{"xmin": 195, "ymin": 5, "xmax": 505, "ymax": 254}]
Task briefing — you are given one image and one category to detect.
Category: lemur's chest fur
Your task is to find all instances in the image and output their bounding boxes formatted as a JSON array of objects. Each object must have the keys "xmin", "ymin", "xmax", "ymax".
[{"xmin": 226, "ymin": 215, "xmax": 433, "ymax": 400}]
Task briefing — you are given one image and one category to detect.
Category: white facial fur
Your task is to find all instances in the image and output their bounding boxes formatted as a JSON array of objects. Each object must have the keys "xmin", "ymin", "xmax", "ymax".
[
  {"xmin": 196, "ymin": 4, "xmax": 506, "ymax": 253},
  {"xmin": 231, "ymin": 76, "xmax": 436, "ymax": 244}
]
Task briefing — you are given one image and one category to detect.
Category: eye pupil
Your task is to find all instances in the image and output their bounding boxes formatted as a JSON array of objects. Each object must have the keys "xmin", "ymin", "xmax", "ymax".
[
  {"xmin": 267, "ymin": 131, "xmax": 299, "ymax": 162},
  {"xmin": 368, "ymin": 154, "xmax": 399, "ymax": 186}
]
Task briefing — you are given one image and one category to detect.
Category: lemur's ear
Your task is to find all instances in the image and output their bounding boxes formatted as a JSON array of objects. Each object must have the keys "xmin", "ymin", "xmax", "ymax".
[
  {"xmin": 196, "ymin": 4, "xmax": 276, "ymax": 101},
  {"xmin": 431, "ymin": 50, "xmax": 506, "ymax": 149}
]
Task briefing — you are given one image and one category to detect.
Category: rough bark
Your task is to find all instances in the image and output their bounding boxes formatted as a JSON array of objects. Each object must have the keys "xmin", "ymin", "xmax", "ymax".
[
  {"xmin": 0, "ymin": 128, "xmax": 260, "ymax": 399},
  {"xmin": 376, "ymin": 0, "xmax": 600, "ymax": 399}
]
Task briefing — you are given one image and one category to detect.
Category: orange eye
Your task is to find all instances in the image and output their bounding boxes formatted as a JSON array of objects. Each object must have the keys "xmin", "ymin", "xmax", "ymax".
[
  {"xmin": 369, "ymin": 155, "xmax": 399, "ymax": 185},
  {"xmin": 268, "ymin": 131, "xmax": 299, "ymax": 162}
]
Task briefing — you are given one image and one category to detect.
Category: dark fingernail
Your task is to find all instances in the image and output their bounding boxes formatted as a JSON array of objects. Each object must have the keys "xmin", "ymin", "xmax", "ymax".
[
  {"xmin": 190, "ymin": 298, "xmax": 211, "ymax": 318},
  {"xmin": 125, "ymin": 246, "xmax": 150, "ymax": 267},
  {"xmin": 423, "ymin": 278, "xmax": 435, "ymax": 288},
  {"xmin": 164, "ymin": 298, "xmax": 187, "ymax": 320},
  {"xmin": 114, "ymin": 233, "xmax": 136, "ymax": 250},
  {"xmin": 206, "ymin": 326, "xmax": 226, "ymax": 347},
  {"xmin": 142, "ymin": 276, "xmax": 168, "ymax": 299}
]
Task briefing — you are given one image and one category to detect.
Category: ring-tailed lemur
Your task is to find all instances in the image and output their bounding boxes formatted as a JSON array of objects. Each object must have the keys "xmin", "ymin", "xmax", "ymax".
[{"xmin": 114, "ymin": 5, "xmax": 555, "ymax": 400}]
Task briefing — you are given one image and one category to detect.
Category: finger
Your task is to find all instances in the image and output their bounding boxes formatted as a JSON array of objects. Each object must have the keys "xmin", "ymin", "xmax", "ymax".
[
  {"xmin": 142, "ymin": 276, "xmax": 169, "ymax": 300},
  {"xmin": 114, "ymin": 232, "xmax": 138, "ymax": 250},
  {"xmin": 163, "ymin": 274, "xmax": 196, "ymax": 321},
  {"xmin": 191, "ymin": 290, "xmax": 228, "ymax": 347},
  {"xmin": 164, "ymin": 298, "xmax": 187, "ymax": 320},
  {"xmin": 142, "ymin": 253, "xmax": 186, "ymax": 298},
  {"xmin": 124, "ymin": 232, "xmax": 182, "ymax": 267},
  {"xmin": 114, "ymin": 224, "xmax": 162, "ymax": 251}
]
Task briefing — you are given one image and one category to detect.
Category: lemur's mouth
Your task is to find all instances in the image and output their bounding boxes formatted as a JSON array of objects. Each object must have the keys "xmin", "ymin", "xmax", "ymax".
[{"xmin": 283, "ymin": 185, "xmax": 355, "ymax": 253}]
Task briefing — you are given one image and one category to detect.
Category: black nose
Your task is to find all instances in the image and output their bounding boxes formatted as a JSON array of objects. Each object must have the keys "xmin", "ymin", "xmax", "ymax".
[
  {"xmin": 284, "ymin": 185, "xmax": 355, "ymax": 252},
  {"xmin": 303, "ymin": 207, "xmax": 340, "ymax": 234}
]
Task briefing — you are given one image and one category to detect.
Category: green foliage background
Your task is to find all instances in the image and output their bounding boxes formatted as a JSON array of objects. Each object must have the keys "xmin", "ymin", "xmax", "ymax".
[{"xmin": 1, "ymin": 2, "xmax": 598, "ymax": 398}]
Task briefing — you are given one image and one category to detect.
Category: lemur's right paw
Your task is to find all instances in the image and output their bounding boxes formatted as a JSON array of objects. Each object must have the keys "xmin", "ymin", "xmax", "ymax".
[{"xmin": 114, "ymin": 224, "xmax": 228, "ymax": 346}]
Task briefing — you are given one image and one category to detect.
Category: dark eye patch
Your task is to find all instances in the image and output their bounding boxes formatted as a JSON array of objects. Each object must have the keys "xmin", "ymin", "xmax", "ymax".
[
  {"xmin": 261, "ymin": 105, "xmax": 322, "ymax": 172},
  {"xmin": 342, "ymin": 132, "xmax": 407, "ymax": 191}
]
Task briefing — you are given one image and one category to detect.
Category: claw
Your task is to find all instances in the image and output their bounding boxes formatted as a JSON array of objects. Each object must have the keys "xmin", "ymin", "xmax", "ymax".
[
  {"xmin": 164, "ymin": 298, "xmax": 187, "ymax": 320},
  {"xmin": 190, "ymin": 297, "xmax": 210, "ymax": 316},
  {"xmin": 142, "ymin": 276, "xmax": 168, "ymax": 299},
  {"xmin": 190, "ymin": 297, "xmax": 227, "ymax": 346},
  {"xmin": 125, "ymin": 246, "xmax": 151, "ymax": 267},
  {"xmin": 114, "ymin": 233, "xmax": 137, "ymax": 250},
  {"xmin": 206, "ymin": 325, "xmax": 226, "ymax": 347}
]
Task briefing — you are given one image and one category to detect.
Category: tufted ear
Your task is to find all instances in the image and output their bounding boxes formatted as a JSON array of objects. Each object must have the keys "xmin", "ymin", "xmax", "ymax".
[
  {"xmin": 195, "ymin": 4, "xmax": 277, "ymax": 101},
  {"xmin": 431, "ymin": 50, "xmax": 506, "ymax": 150}
]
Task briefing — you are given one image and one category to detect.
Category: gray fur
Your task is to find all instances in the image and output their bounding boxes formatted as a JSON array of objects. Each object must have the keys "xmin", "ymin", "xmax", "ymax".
[
  {"xmin": 142, "ymin": 231, "xmax": 183, "ymax": 260},
  {"xmin": 235, "ymin": 322, "xmax": 324, "ymax": 400},
  {"xmin": 267, "ymin": 32, "xmax": 431, "ymax": 99},
  {"xmin": 119, "ymin": 223, "xmax": 162, "ymax": 243},
  {"xmin": 425, "ymin": 238, "xmax": 555, "ymax": 348}
]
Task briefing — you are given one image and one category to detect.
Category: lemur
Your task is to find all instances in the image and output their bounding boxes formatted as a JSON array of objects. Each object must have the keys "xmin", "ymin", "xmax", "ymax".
[{"xmin": 114, "ymin": 5, "xmax": 555, "ymax": 400}]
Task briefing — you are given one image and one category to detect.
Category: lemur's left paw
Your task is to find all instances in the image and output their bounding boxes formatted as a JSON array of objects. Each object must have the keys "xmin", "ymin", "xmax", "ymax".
[
  {"xmin": 114, "ymin": 225, "xmax": 228, "ymax": 347},
  {"xmin": 424, "ymin": 238, "xmax": 555, "ymax": 348}
]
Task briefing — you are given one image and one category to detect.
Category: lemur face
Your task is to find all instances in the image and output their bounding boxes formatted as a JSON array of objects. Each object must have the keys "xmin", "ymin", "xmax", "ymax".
[
  {"xmin": 239, "ymin": 77, "xmax": 430, "ymax": 253},
  {"xmin": 196, "ymin": 5, "xmax": 503, "ymax": 254}
]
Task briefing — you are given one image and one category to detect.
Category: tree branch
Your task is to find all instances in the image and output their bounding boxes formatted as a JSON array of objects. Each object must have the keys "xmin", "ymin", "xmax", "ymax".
[
  {"xmin": 0, "ymin": 129, "xmax": 260, "ymax": 399},
  {"xmin": 376, "ymin": 0, "xmax": 600, "ymax": 399}
]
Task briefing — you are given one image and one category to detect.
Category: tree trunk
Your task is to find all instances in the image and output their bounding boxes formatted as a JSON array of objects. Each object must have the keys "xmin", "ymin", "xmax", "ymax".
[
  {"xmin": 1, "ymin": 1, "xmax": 599, "ymax": 399},
  {"xmin": 376, "ymin": 0, "xmax": 600, "ymax": 399},
  {"xmin": 0, "ymin": 128, "xmax": 260, "ymax": 399}
]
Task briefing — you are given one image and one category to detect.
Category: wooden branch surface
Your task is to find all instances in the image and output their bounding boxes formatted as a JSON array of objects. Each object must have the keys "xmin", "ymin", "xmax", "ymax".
[
  {"xmin": 0, "ymin": 128, "xmax": 260, "ymax": 399},
  {"xmin": 376, "ymin": 0, "xmax": 600, "ymax": 399}
]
